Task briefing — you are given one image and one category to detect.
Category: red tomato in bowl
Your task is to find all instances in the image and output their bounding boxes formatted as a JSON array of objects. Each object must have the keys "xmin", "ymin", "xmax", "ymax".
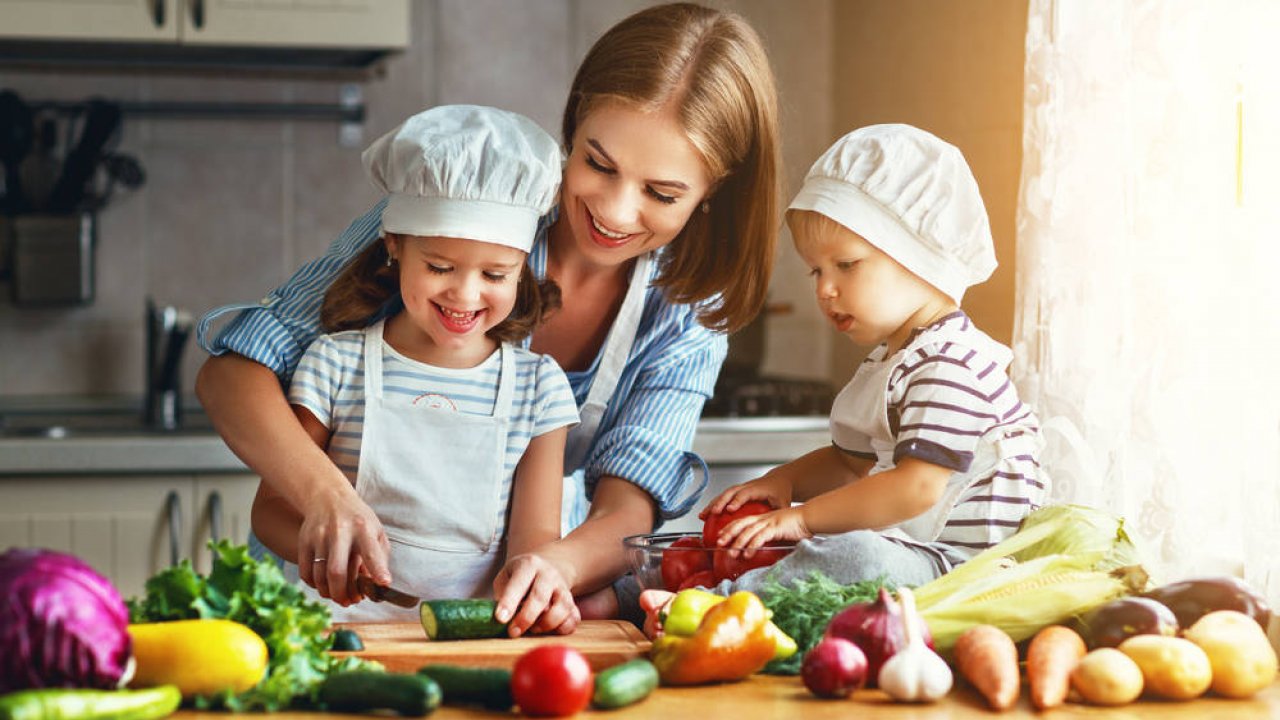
[
  {"xmin": 676, "ymin": 569, "xmax": 717, "ymax": 591},
  {"xmin": 701, "ymin": 500, "xmax": 773, "ymax": 547},
  {"xmin": 702, "ymin": 500, "xmax": 793, "ymax": 581},
  {"xmin": 511, "ymin": 645, "xmax": 593, "ymax": 717},
  {"xmin": 660, "ymin": 536, "xmax": 712, "ymax": 591}
]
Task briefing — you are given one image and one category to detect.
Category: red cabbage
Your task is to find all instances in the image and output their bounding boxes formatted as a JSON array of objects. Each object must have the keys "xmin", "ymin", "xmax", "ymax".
[{"xmin": 0, "ymin": 547, "xmax": 134, "ymax": 691}]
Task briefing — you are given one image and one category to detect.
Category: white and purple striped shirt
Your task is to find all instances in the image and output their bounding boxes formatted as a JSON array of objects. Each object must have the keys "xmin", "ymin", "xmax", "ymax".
[{"xmin": 835, "ymin": 311, "xmax": 1046, "ymax": 559}]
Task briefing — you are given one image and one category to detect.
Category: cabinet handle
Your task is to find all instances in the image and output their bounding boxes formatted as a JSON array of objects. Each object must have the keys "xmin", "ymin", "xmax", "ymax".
[
  {"xmin": 164, "ymin": 490, "xmax": 182, "ymax": 567},
  {"xmin": 190, "ymin": 0, "xmax": 205, "ymax": 30},
  {"xmin": 207, "ymin": 490, "xmax": 223, "ymax": 544},
  {"xmin": 151, "ymin": 0, "xmax": 165, "ymax": 28}
]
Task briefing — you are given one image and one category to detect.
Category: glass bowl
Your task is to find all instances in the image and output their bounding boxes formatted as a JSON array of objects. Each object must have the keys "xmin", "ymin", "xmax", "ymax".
[{"xmin": 623, "ymin": 531, "xmax": 797, "ymax": 592}]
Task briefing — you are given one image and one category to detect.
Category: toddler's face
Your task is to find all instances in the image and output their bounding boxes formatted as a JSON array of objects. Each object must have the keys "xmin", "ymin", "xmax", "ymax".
[
  {"xmin": 386, "ymin": 234, "xmax": 524, "ymax": 363},
  {"xmin": 791, "ymin": 214, "xmax": 947, "ymax": 351}
]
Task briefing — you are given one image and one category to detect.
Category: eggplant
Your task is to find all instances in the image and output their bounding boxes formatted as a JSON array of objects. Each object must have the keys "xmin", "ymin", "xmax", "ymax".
[
  {"xmin": 1142, "ymin": 575, "xmax": 1272, "ymax": 630},
  {"xmin": 1078, "ymin": 597, "xmax": 1179, "ymax": 649}
]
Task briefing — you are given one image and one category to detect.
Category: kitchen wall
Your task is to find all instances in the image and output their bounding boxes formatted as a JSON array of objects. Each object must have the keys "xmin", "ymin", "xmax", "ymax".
[
  {"xmin": 826, "ymin": 0, "xmax": 1028, "ymax": 382},
  {"xmin": 0, "ymin": 0, "xmax": 835, "ymax": 398}
]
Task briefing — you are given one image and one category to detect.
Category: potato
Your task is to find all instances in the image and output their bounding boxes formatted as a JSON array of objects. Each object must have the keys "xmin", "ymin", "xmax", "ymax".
[
  {"xmin": 1184, "ymin": 609, "xmax": 1279, "ymax": 698},
  {"xmin": 1071, "ymin": 648, "xmax": 1144, "ymax": 706},
  {"xmin": 1117, "ymin": 634, "xmax": 1212, "ymax": 700}
]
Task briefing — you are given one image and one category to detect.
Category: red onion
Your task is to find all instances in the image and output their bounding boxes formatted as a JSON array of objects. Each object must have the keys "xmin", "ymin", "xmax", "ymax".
[
  {"xmin": 823, "ymin": 586, "xmax": 933, "ymax": 687},
  {"xmin": 802, "ymin": 636, "xmax": 868, "ymax": 698}
]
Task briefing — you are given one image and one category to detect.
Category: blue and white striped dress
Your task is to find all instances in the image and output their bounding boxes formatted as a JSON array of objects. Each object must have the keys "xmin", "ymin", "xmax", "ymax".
[
  {"xmin": 197, "ymin": 200, "xmax": 726, "ymax": 528},
  {"xmin": 833, "ymin": 311, "xmax": 1047, "ymax": 561}
]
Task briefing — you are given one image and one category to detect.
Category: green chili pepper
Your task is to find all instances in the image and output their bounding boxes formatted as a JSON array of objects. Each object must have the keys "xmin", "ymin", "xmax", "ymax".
[{"xmin": 0, "ymin": 686, "xmax": 181, "ymax": 720}]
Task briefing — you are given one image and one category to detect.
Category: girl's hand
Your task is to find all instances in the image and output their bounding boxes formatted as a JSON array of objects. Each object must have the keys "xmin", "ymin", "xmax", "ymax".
[
  {"xmin": 699, "ymin": 473, "xmax": 792, "ymax": 519},
  {"xmin": 493, "ymin": 552, "xmax": 580, "ymax": 637},
  {"xmin": 639, "ymin": 589, "xmax": 677, "ymax": 639},
  {"xmin": 715, "ymin": 506, "xmax": 812, "ymax": 551},
  {"xmin": 297, "ymin": 487, "xmax": 392, "ymax": 605}
]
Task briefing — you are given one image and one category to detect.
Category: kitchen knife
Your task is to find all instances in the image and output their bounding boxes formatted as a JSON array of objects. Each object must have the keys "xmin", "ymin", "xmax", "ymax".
[{"xmin": 355, "ymin": 576, "xmax": 420, "ymax": 608}]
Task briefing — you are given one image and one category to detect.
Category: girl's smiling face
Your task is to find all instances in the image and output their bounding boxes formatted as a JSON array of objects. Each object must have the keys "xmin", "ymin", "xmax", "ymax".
[
  {"xmin": 386, "ymin": 234, "xmax": 525, "ymax": 366},
  {"xmin": 791, "ymin": 212, "xmax": 953, "ymax": 353},
  {"xmin": 557, "ymin": 100, "xmax": 714, "ymax": 267}
]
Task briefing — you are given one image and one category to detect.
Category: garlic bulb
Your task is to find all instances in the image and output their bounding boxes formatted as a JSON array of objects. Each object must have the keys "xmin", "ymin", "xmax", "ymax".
[{"xmin": 877, "ymin": 587, "xmax": 953, "ymax": 702}]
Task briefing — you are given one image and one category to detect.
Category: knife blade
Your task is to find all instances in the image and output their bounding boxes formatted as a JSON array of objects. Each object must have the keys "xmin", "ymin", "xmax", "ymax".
[{"xmin": 355, "ymin": 576, "xmax": 420, "ymax": 608}]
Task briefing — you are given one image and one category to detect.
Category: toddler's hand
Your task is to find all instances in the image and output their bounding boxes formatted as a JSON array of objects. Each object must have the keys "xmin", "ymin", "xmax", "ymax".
[
  {"xmin": 716, "ymin": 506, "xmax": 811, "ymax": 551},
  {"xmin": 638, "ymin": 589, "xmax": 677, "ymax": 639},
  {"xmin": 492, "ymin": 551, "xmax": 579, "ymax": 637},
  {"xmin": 699, "ymin": 474, "xmax": 791, "ymax": 520}
]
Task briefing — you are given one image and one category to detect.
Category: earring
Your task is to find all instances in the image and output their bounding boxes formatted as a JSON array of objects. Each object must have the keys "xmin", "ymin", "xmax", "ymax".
[
  {"xmin": 385, "ymin": 256, "xmax": 394, "ymax": 267},
  {"xmin": 700, "ymin": 200, "xmax": 710, "ymax": 214}
]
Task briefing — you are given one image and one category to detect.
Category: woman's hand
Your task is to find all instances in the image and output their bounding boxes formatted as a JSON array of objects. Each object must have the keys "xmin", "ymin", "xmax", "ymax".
[
  {"xmin": 297, "ymin": 486, "xmax": 392, "ymax": 605},
  {"xmin": 715, "ymin": 506, "xmax": 812, "ymax": 551},
  {"xmin": 699, "ymin": 472, "xmax": 792, "ymax": 519},
  {"xmin": 492, "ymin": 551, "xmax": 581, "ymax": 637}
]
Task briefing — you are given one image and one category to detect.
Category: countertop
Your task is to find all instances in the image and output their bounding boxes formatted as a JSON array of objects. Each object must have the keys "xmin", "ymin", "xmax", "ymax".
[
  {"xmin": 165, "ymin": 676, "xmax": 1280, "ymax": 719},
  {"xmin": 0, "ymin": 397, "xmax": 829, "ymax": 475}
]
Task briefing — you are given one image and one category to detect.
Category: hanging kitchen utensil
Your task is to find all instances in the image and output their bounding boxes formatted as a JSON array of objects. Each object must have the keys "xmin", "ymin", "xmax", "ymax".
[
  {"xmin": 0, "ymin": 89, "xmax": 35, "ymax": 214},
  {"xmin": 18, "ymin": 114, "xmax": 60, "ymax": 213},
  {"xmin": 88, "ymin": 153, "xmax": 146, "ymax": 210},
  {"xmin": 49, "ymin": 99, "xmax": 122, "ymax": 213}
]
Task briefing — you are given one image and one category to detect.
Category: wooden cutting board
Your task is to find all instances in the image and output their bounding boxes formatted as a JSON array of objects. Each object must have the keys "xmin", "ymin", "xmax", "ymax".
[{"xmin": 333, "ymin": 620, "xmax": 652, "ymax": 672}]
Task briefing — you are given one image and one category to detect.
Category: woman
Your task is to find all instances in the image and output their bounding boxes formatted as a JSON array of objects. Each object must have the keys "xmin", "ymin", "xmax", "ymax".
[{"xmin": 195, "ymin": 2, "xmax": 780, "ymax": 635}]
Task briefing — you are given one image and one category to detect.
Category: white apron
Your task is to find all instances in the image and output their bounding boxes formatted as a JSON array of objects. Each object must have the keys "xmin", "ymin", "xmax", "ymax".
[
  {"xmin": 830, "ymin": 324, "xmax": 1017, "ymax": 544},
  {"xmin": 312, "ymin": 319, "xmax": 516, "ymax": 621},
  {"xmin": 559, "ymin": 252, "xmax": 653, "ymax": 530}
]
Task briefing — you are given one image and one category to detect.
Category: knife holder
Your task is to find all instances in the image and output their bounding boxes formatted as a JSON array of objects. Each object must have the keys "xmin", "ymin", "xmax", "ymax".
[{"xmin": 10, "ymin": 212, "xmax": 95, "ymax": 306}]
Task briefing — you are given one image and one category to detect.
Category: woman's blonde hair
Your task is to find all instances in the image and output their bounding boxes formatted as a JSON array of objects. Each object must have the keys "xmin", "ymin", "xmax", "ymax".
[
  {"xmin": 321, "ymin": 236, "xmax": 560, "ymax": 344},
  {"xmin": 563, "ymin": 2, "xmax": 780, "ymax": 333}
]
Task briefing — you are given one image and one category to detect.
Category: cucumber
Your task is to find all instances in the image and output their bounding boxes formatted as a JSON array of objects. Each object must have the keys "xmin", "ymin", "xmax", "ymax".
[
  {"xmin": 0, "ymin": 686, "xmax": 181, "ymax": 720},
  {"xmin": 592, "ymin": 658, "xmax": 659, "ymax": 709},
  {"xmin": 318, "ymin": 670, "xmax": 441, "ymax": 716},
  {"xmin": 419, "ymin": 599, "xmax": 507, "ymax": 640},
  {"xmin": 330, "ymin": 628, "xmax": 365, "ymax": 651},
  {"xmin": 416, "ymin": 664, "xmax": 513, "ymax": 710}
]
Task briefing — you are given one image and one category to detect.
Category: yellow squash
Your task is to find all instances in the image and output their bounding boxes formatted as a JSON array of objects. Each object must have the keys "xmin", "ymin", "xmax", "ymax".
[{"xmin": 128, "ymin": 618, "xmax": 268, "ymax": 697}]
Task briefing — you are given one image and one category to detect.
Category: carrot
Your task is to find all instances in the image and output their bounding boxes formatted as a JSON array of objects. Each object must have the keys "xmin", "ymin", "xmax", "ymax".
[
  {"xmin": 1027, "ymin": 625, "xmax": 1087, "ymax": 709},
  {"xmin": 954, "ymin": 624, "xmax": 1020, "ymax": 711}
]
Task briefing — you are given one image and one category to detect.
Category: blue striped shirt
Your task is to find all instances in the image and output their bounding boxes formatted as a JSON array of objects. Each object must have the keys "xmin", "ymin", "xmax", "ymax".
[
  {"xmin": 289, "ymin": 330, "xmax": 579, "ymax": 528},
  {"xmin": 197, "ymin": 200, "xmax": 726, "ymax": 527}
]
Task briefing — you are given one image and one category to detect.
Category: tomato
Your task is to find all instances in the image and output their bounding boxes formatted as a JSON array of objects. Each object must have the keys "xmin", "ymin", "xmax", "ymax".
[
  {"xmin": 511, "ymin": 645, "xmax": 593, "ymax": 717},
  {"xmin": 660, "ymin": 536, "xmax": 712, "ymax": 591},
  {"xmin": 701, "ymin": 500, "xmax": 773, "ymax": 548},
  {"xmin": 676, "ymin": 569, "xmax": 717, "ymax": 591},
  {"xmin": 713, "ymin": 545, "xmax": 791, "ymax": 582}
]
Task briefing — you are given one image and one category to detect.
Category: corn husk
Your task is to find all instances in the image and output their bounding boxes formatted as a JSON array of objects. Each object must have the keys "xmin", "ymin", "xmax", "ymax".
[{"xmin": 915, "ymin": 504, "xmax": 1149, "ymax": 652}]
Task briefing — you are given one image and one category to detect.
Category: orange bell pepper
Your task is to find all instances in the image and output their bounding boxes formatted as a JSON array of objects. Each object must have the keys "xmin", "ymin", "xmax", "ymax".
[{"xmin": 650, "ymin": 591, "xmax": 779, "ymax": 685}]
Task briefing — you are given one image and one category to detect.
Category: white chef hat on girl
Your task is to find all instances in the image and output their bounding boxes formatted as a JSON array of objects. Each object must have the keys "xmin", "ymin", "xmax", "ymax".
[
  {"xmin": 363, "ymin": 104, "xmax": 562, "ymax": 253},
  {"xmin": 788, "ymin": 123, "xmax": 996, "ymax": 303}
]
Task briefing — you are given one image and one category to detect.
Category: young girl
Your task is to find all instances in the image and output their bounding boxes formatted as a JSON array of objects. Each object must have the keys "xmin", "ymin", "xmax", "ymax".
[
  {"xmin": 699, "ymin": 123, "xmax": 1047, "ymax": 594},
  {"xmin": 251, "ymin": 105, "xmax": 580, "ymax": 622}
]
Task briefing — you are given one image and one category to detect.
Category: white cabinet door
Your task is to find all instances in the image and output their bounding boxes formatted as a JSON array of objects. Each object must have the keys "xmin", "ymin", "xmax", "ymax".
[
  {"xmin": 189, "ymin": 474, "xmax": 258, "ymax": 574},
  {"xmin": 0, "ymin": 0, "xmax": 180, "ymax": 42},
  {"xmin": 0, "ymin": 475, "xmax": 193, "ymax": 598},
  {"xmin": 179, "ymin": 0, "xmax": 408, "ymax": 48}
]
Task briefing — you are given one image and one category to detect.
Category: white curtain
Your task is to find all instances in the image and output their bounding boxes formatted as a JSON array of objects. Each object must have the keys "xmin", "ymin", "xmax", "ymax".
[{"xmin": 1013, "ymin": 0, "xmax": 1280, "ymax": 620}]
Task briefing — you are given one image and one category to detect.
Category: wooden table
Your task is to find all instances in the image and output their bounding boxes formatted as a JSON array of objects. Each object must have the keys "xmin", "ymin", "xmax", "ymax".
[{"xmin": 170, "ymin": 676, "xmax": 1280, "ymax": 719}]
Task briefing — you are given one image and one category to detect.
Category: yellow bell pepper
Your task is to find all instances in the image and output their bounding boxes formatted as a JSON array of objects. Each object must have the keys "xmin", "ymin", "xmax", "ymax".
[
  {"xmin": 660, "ymin": 588, "xmax": 796, "ymax": 661},
  {"xmin": 651, "ymin": 591, "xmax": 784, "ymax": 685}
]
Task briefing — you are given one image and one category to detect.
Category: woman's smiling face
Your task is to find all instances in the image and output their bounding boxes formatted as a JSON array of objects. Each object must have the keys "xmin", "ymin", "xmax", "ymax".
[{"xmin": 558, "ymin": 100, "xmax": 714, "ymax": 266}]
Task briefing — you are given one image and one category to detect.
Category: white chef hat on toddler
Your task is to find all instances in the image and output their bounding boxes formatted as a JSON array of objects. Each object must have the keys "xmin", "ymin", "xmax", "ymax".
[
  {"xmin": 788, "ymin": 123, "xmax": 996, "ymax": 303},
  {"xmin": 362, "ymin": 104, "xmax": 562, "ymax": 253}
]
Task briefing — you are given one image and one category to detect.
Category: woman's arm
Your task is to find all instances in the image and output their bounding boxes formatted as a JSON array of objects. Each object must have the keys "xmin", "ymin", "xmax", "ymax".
[{"xmin": 196, "ymin": 354, "xmax": 391, "ymax": 601}]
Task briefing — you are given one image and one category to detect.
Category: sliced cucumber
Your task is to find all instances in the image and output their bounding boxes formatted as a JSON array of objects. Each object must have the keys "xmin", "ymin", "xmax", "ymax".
[
  {"xmin": 419, "ymin": 599, "xmax": 507, "ymax": 641},
  {"xmin": 416, "ymin": 664, "xmax": 513, "ymax": 710},
  {"xmin": 593, "ymin": 658, "xmax": 659, "ymax": 709}
]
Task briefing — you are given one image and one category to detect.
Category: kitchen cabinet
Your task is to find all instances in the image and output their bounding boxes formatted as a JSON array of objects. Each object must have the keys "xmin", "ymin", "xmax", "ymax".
[
  {"xmin": 0, "ymin": 473, "xmax": 258, "ymax": 597},
  {"xmin": 0, "ymin": 0, "xmax": 409, "ymax": 50}
]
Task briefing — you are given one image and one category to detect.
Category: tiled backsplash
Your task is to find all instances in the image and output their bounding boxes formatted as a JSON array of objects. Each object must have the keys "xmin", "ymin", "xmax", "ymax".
[{"xmin": 0, "ymin": 0, "xmax": 838, "ymax": 398}]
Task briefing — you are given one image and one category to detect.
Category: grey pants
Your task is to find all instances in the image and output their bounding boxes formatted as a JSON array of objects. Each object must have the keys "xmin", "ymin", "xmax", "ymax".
[{"xmin": 614, "ymin": 530, "xmax": 950, "ymax": 626}]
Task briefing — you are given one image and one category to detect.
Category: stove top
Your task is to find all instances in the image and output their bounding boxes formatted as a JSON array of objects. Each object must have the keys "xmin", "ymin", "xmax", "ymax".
[{"xmin": 701, "ymin": 373, "xmax": 836, "ymax": 419}]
